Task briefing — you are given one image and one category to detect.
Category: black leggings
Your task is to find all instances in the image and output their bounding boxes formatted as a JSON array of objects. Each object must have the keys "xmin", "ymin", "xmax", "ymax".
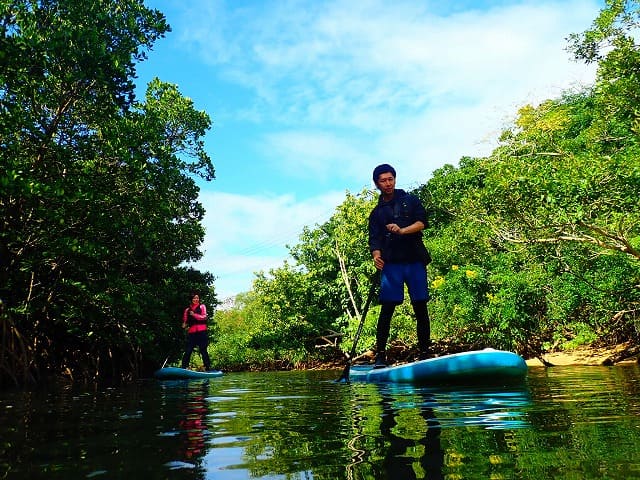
[
  {"xmin": 376, "ymin": 300, "xmax": 430, "ymax": 352},
  {"xmin": 182, "ymin": 330, "xmax": 211, "ymax": 370}
]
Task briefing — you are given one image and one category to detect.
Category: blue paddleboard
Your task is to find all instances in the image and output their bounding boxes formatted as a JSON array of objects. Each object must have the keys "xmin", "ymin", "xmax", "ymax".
[
  {"xmin": 154, "ymin": 366, "xmax": 223, "ymax": 380},
  {"xmin": 349, "ymin": 349, "xmax": 527, "ymax": 384}
]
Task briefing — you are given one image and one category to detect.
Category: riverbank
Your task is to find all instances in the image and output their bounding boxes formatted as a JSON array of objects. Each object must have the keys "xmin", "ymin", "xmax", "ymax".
[
  {"xmin": 303, "ymin": 341, "xmax": 640, "ymax": 371},
  {"xmin": 525, "ymin": 341, "xmax": 640, "ymax": 367}
]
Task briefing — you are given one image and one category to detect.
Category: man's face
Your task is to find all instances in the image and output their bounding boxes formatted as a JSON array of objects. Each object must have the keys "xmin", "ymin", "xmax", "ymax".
[{"xmin": 376, "ymin": 172, "xmax": 396, "ymax": 196}]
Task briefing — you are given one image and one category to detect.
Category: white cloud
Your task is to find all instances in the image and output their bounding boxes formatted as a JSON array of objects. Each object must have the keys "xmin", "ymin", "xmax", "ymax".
[
  {"xmin": 195, "ymin": 189, "xmax": 346, "ymax": 298},
  {"xmin": 261, "ymin": 130, "xmax": 372, "ymax": 181},
  {"xmin": 184, "ymin": 0, "xmax": 598, "ymax": 108},
  {"xmin": 180, "ymin": 0, "xmax": 598, "ymax": 172}
]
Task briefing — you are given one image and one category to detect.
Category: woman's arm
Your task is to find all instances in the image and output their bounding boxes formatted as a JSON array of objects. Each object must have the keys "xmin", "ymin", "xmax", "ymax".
[{"xmin": 192, "ymin": 304, "xmax": 207, "ymax": 321}]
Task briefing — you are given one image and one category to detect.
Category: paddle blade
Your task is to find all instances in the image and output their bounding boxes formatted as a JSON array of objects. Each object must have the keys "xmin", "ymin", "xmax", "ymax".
[{"xmin": 336, "ymin": 362, "xmax": 351, "ymax": 383}]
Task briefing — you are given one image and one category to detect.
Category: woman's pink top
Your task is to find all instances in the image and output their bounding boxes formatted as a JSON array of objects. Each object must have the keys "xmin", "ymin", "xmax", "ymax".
[{"xmin": 183, "ymin": 303, "xmax": 207, "ymax": 334}]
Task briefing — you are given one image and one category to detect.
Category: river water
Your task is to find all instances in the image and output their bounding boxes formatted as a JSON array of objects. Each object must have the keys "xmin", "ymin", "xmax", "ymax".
[{"xmin": 1, "ymin": 365, "xmax": 639, "ymax": 479}]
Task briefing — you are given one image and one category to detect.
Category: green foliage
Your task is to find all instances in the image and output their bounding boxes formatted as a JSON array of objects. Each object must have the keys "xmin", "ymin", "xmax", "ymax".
[
  {"xmin": 207, "ymin": 190, "xmax": 381, "ymax": 365},
  {"xmin": 6, "ymin": 0, "xmax": 640, "ymax": 382},
  {"xmin": 480, "ymin": 265, "xmax": 547, "ymax": 352},
  {"xmin": 210, "ymin": 287, "xmax": 316, "ymax": 370},
  {"xmin": 429, "ymin": 265, "xmax": 490, "ymax": 342},
  {"xmin": 0, "ymin": 0, "xmax": 215, "ymax": 383}
]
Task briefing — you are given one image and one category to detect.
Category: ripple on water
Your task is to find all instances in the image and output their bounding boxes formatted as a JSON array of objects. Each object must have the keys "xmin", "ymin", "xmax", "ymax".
[
  {"xmin": 205, "ymin": 396, "xmax": 240, "ymax": 402},
  {"xmin": 2, "ymin": 366, "xmax": 640, "ymax": 479}
]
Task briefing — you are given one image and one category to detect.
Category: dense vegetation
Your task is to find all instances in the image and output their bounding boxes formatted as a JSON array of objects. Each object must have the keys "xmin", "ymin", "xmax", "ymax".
[
  {"xmin": 212, "ymin": 0, "xmax": 640, "ymax": 370},
  {"xmin": 2, "ymin": 1, "xmax": 639, "ymax": 384},
  {"xmin": 1, "ymin": 0, "xmax": 216, "ymax": 385}
]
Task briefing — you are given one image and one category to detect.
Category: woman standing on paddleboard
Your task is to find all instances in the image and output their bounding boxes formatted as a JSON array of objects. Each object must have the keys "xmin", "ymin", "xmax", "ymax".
[{"xmin": 181, "ymin": 292, "xmax": 212, "ymax": 371}]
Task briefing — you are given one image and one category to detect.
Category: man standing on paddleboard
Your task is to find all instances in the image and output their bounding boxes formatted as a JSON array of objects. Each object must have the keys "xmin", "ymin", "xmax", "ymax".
[{"xmin": 368, "ymin": 164, "xmax": 432, "ymax": 368}]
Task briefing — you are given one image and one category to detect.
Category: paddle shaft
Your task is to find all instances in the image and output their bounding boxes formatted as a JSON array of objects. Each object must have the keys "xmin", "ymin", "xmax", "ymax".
[{"xmin": 337, "ymin": 273, "xmax": 379, "ymax": 383}]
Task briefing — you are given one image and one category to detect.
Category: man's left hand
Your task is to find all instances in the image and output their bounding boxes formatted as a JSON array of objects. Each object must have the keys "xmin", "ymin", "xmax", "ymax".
[{"xmin": 386, "ymin": 223, "xmax": 402, "ymax": 234}]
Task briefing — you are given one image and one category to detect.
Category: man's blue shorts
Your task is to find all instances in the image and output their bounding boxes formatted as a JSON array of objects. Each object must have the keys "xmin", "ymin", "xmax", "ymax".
[{"xmin": 380, "ymin": 262, "xmax": 429, "ymax": 304}]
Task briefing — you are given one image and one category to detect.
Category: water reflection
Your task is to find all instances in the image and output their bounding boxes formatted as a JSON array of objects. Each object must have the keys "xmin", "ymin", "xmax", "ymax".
[
  {"xmin": 377, "ymin": 390, "xmax": 443, "ymax": 479},
  {"xmin": 1, "ymin": 366, "xmax": 639, "ymax": 479},
  {"xmin": 345, "ymin": 382, "xmax": 531, "ymax": 479},
  {"xmin": 179, "ymin": 382, "xmax": 210, "ymax": 460}
]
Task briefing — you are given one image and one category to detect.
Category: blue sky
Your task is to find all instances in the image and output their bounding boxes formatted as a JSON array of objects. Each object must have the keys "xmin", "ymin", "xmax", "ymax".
[{"xmin": 135, "ymin": 0, "xmax": 601, "ymax": 299}]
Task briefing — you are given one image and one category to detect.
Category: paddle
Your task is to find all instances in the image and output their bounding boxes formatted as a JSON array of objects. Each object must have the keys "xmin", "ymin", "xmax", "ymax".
[{"xmin": 337, "ymin": 272, "xmax": 380, "ymax": 383}]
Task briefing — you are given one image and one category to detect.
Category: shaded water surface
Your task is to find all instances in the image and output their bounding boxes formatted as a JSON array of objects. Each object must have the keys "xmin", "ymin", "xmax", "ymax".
[{"xmin": 1, "ymin": 365, "xmax": 640, "ymax": 479}]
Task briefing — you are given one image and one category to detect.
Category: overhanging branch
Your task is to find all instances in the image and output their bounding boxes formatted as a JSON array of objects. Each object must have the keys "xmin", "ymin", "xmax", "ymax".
[{"xmin": 493, "ymin": 221, "xmax": 640, "ymax": 261}]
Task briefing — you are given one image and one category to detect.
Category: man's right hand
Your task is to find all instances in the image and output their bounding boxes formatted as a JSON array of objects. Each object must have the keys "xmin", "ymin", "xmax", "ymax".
[{"xmin": 372, "ymin": 251, "xmax": 384, "ymax": 270}]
